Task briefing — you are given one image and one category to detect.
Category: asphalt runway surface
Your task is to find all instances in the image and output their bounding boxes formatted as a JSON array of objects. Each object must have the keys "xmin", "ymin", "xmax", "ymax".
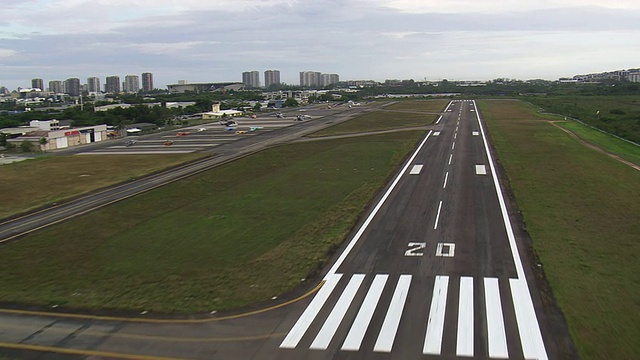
[{"xmin": 0, "ymin": 101, "xmax": 573, "ymax": 359}]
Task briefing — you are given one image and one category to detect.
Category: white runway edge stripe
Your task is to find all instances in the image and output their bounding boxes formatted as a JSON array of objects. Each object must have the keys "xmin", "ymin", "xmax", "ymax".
[{"xmin": 473, "ymin": 100, "xmax": 548, "ymax": 360}]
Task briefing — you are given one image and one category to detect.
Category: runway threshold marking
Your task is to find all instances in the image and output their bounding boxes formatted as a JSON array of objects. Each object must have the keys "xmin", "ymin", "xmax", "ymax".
[
  {"xmin": 280, "ymin": 274, "xmax": 342, "ymax": 349},
  {"xmin": 484, "ymin": 278, "xmax": 509, "ymax": 358},
  {"xmin": 373, "ymin": 274, "xmax": 411, "ymax": 352},
  {"xmin": 341, "ymin": 274, "xmax": 389, "ymax": 351},
  {"xmin": 310, "ymin": 274, "xmax": 365, "ymax": 350},
  {"xmin": 423, "ymin": 275, "xmax": 449, "ymax": 355},
  {"xmin": 457, "ymin": 276, "xmax": 474, "ymax": 357}
]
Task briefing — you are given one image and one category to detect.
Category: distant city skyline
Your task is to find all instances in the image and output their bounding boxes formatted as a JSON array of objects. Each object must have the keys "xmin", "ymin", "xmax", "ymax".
[{"xmin": 1, "ymin": 1, "xmax": 639, "ymax": 91}]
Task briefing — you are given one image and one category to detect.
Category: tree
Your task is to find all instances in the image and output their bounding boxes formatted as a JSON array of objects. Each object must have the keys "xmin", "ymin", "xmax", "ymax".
[
  {"xmin": 284, "ymin": 98, "xmax": 299, "ymax": 107},
  {"xmin": 0, "ymin": 133, "xmax": 7, "ymax": 147},
  {"xmin": 253, "ymin": 102, "xmax": 262, "ymax": 112},
  {"xmin": 20, "ymin": 140, "xmax": 33, "ymax": 152}
]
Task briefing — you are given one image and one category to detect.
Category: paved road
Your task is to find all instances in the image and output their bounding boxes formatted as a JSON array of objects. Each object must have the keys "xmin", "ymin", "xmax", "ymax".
[{"xmin": 0, "ymin": 100, "xmax": 573, "ymax": 359}]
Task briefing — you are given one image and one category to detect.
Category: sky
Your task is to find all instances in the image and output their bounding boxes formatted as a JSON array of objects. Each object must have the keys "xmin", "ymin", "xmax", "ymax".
[{"xmin": 1, "ymin": 0, "xmax": 639, "ymax": 90}]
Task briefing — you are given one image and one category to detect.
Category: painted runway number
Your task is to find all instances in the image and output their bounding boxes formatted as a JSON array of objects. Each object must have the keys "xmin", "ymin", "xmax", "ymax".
[{"xmin": 404, "ymin": 242, "xmax": 426, "ymax": 257}]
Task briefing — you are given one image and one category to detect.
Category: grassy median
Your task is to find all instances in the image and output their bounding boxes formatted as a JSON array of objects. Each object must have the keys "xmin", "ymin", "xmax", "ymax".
[
  {"xmin": 0, "ymin": 131, "xmax": 424, "ymax": 313},
  {"xmin": 479, "ymin": 99, "xmax": 640, "ymax": 359}
]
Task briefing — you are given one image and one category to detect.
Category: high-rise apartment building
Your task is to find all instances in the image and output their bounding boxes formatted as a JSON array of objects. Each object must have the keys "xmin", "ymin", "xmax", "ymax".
[
  {"xmin": 320, "ymin": 73, "xmax": 340, "ymax": 87},
  {"xmin": 264, "ymin": 70, "xmax": 281, "ymax": 88},
  {"xmin": 49, "ymin": 80, "xmax": 64, "ymax": 94},
  {"xmin": 105, "ymin": 76, "xmax": 121, "ymax": 93},
  {"xmin": 31, "ymin": 78, "xmax": 44, "ymax": 91},
  {"xmin": 124, "ymin": 75, "xmax": 140, "ymax": 93},
  {"xmin": 141, "ymin": 72, "xmax": 154, "ymax": 92},
  {"xmin": 64, "ymin": 78, "xmax": 81, "ymax": 96},
  {"xmin": 299, "ymin": 71, "xmax": 322, "ymax": 87},
  {"xmin": 242, "ymin": 71, "xmax": 260, "ymax": 88},
  {"xmin": 87, "ymin": 77, "xmax": 101, "ymax": 93}
]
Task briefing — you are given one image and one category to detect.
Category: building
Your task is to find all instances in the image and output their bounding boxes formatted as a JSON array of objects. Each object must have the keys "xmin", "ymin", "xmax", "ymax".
[
  {"xmin": 200, "ymin": 103, "xmax": 243, "ymax": 120},
  {"xmin": 264, "ymin": 70, "xmax": 281, "ymax": 88},
  {"xmin": 242, "ymin": 71, "xmax": 260, "ymax": 88},
  {"xmin": 124, "ymin": 75, "xmax": 140, "ymax": 93},
  {"xmin": 629, "ymin": 72, "xmax": 640, "ymax": 83},
  {"xmin": 30, "ymin": 120, "xmax": 60, "ymax": 131},
  {"xmin": 64, "ymin": 78, "xmax": 81, "ymax": 96},
  {"xmin": 166, "ymin": 82, "xmax": 244, "ymax": 94},
  {"xmin": 87, "ymin": 77, "xmax": 101, "ymax": 93},
  {"xmin": 31, "ymin": 78, "xmax": 44, "ymax": 91},
  {"xmin": 4, "ymin": 124, "xmax": 108, "ymax": 151},
  {"xmin": 105, "ymin": 76, "xmax": 121, "ymax": 93},
  {"xmin": 320, "ymin": 73, "xmax": 339, "ymax": 87},
  {"xmin": 299, "ymin": 71, "xmax": 321, "ymax": 87},
  {"xmin": 49, "ymin": 80, "xmax": 64, "ymax": 94},
  {"xmin": 141, "ymin": 72, "xmax": 154, "ymax": 92}
]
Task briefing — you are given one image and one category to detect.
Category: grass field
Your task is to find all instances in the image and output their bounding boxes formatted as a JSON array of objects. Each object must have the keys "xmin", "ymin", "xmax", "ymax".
[
  {"xmin": 524, "ymin": 95, "xmax": 640, "ymax": 143},
  {"xmin": 478, "ymin": 99, "xmax": 640, "ymax": 359},
  {"xmin": 0, "ymin": 131, "xmax": 424, "ymax": 313},
  {"xmin": 0, "ymin": 153, "xmax": 205, "ymax": 219},
  {"xmin": 309, "ymin": 99, "xmax": 447, "ymax": 137},
  {"xmin": 555, "ymin": 120, "xmax": 640, "ymax": 166}
]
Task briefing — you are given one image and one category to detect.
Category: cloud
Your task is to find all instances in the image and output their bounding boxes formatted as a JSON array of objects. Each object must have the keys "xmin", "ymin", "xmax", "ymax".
[
  {"xmin": 0, "ymin": 48, "xmax": 17, "ymax": 57},
  {"xmin": 369, "ymin": 0, "xmax": 640, "ymax": 13}
]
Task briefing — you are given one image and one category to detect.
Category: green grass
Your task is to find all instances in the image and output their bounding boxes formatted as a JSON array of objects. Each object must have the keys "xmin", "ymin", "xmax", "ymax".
[
  {"xmin": 556, "ymin": 120, "xmax": 640, "ymax": 166},
  {"xmin": 310, "ymin": 110, "xmax": 436, "ymax": 137},
  {"xmin": 0, "ymin": 131, "xmax": 423, "ymax": 313},
  {"xmin": 0, "ymin": 154, "xmax": 206, "ymax": 219},
  {"xmin": 479, "ymin": 99, "xmax": 640, "ymax": 359}
]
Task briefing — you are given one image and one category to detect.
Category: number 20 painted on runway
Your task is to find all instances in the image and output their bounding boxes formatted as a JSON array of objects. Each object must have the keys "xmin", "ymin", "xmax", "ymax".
[{"xmin": 404, "ymin": 242, "xmax": 426, "ymax": 256}]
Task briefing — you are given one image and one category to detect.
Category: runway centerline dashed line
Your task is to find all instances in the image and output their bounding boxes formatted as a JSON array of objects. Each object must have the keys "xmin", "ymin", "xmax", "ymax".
[{"xmin": 433, "ymin": 200, "xmax": 443, "ymax": 230}]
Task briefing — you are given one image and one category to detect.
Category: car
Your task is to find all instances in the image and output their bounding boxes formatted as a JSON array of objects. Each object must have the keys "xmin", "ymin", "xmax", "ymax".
[
  {"xmin": 176, "ymin": 132, "xmax": 189, "ymax": 136},
  {"xmin": 124, "ymin": 139, "xmax": 137, "ymax": 147},
  {"xmin": 164, "ymin": 140, "xmax": 173, "ymax": 146},
  {"xmin": 197, "ymin": 128, "xmax": 206, "ymax": 132}
]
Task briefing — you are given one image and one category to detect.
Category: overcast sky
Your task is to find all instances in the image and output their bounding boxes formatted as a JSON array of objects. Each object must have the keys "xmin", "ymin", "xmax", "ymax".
[{"xmin": 1, "ymin": 0, "xmax": 639, "ymax": 90}]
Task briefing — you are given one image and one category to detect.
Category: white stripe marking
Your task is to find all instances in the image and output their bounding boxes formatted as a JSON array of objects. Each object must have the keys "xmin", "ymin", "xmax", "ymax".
[
  {"xmin": 473, "ymin": 100, "xmax": 548, "ymax": 359},
  {"xmin": 454, "ymin": 133, "xmax": 457, "ymax": 139},
  {"xmin": 443, "ymin": 172, "xmax": 449, "ymax": 188},
  {"xmin": 423, "ymin": 275, "xmax": 449, "ymax": 354},
  {"xmin": 436, "ymin": 116, "xmax": 443, "ymax": 124},
  {"xmin": 484, "ymin": 278, "xmax": 509, "ymax": 358},
  {"xmin": 410, "ymin": 165, "xmax": 423, "ymax": 175},
  {"xmin": 435, "ymin": 243, "xmax": 455, "ymax": 257},
  {"xmin": 475, "ymin": 165, "xmax": 487, "ymax": 175},
  {"xmin": 310, "ymin": 274, "xmax": 365, "ymax": 350},
  {"xmin": 433, "ymin": 201, "xmax": 443, "ymax": 230},
  {"xmin": 472, "ymin": 131, "xmax": 479, "ymax": 136},
  {"xmin": 373, "ymin": 275, "xmax": 412, "ymax": 352},
  {"xmin": 449, "ymin": 154, "xmax": 453, "ymax": 165},
  {"xmin": 433, "ymin": 131, "xmax": 441, "ymax": 136},
  {"xmin": 452, "ymin": 142, "xmax": 456, "ymax": 150},
  {"xmin": 342, "ymin": 274, "xmax": 389, "ymax": 351},
  {"xmin": 280, "ymin": 274, "xmax": 343, "ymax": 348},
  {"xmin": 511, "ymin": 278, "xmax": 549, "ymax": 360},
  {"xmin": 457, "ymin": 277, "xmax": 474, "ymax": 357},
  {"xmin": 325, "ymin": 131, "xmax": 433, "ymax": 276}
]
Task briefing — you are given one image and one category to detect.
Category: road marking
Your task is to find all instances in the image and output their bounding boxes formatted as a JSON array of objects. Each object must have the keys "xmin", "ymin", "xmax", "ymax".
[
  {"xmin": 456, "ymin": 126, "xmax": 459, "ymax": 132},
  {"xmin": 423, "ymin": 275, "xmax": 449, "ymax": 355},
  {"xmin": 472, "ymin": 131, "xmax": 479, "ymax": 136},
  {"xmin": 410, "ymin": 165, "xmax": 423, "ymax": 175},
  {"xmin": 433, "ymin": 201, "xmax": 443, "ymax": 230},
  {"xmin": 454, "ymin": 133, "xmax": 457, "ymax": 139},
  {"xmin": 310, "ymin": 274, "xmax": 365, "ymax": 350},
  {"xmin": 472, "ymin": 100, "xmax": 548, "ymax": 359},
  {"xmin": 342, "ymin": 274, "xmax": 389, "ymax": 351},
  {"xmin": 373, "ymin": 274, "xmax": 411, "ymax": 352},
  {"xmin": 475, "ymin": 164, "xmax": 487, "ymax": 175},
  {"xmin": 436, "ymin": 116, "xmax": 443, "ymax": 124},
  {"xmin": 484, "ymin": 277, "xmax": 509, "ymax": 358},
  {"xmin": 433, "ymin": 131, "xmax": 440, "ymax": 136},
  {"xmin": 404, "ymin": 242, "xmax": 426, "ymax": 257},
  {"xmin": 449, "ymin": 154, "xmax": 453, "ymax": 165},
  {"xmin": 325, "ymin": 131, "xmax": 433, "ymax": 277},
  {"xmin": 452, "ymin": 142, "xmax": 456, "ymax": 150},
  {"xmin": 443, "ymin": 172, "xmax": 449, "ymax": 188},
  {"xmin": 280, "ymin": 274, "xmax": 342, "ymax": 349},
  {"xmin": 511, "ymin": 278, "xmax": 548, "ymax": 360},
  {"xmin": 457, "ymin": 276, "xmax": 474, "ymax": 357},
  {"xmin": 435, "ymin": 243, "xmax": 455, "ymax": 257}
]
